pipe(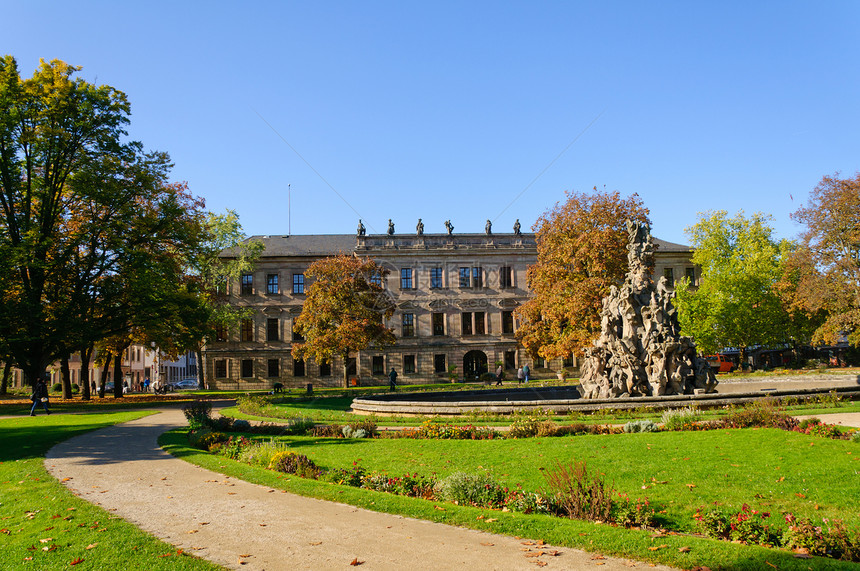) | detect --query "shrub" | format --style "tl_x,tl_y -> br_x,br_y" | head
435,471 -> 505,508
280,417 -> 317,435
721,399 -> 798,430
613,494 -> 656,528
508,416 -> 543,438
194,431 -> 229,451
851,431 -> 860,444
695,505 -> 778,546
661,407 -> 702,431
342,426 -> 367,438
797,418 -> 843,439
543,460 -> 613,523
503,489 -> 561,515
208,416 -> 234,431
347,419 -> 378,438
237,439 -> 290,467
479,372 -> 496,384
51,382 -> 62,393
71,383 -> 79,393
361,472 -> 436,498
217,435 -> 251,460
782,514 -> 860,561
231,419 -> 252,432
398,421 -> 497,440
311,424 -> 344,437
267,451 -> 321,479
329,464 -> 366,487
182,400 -> 213,430
623,420 -> 659,433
